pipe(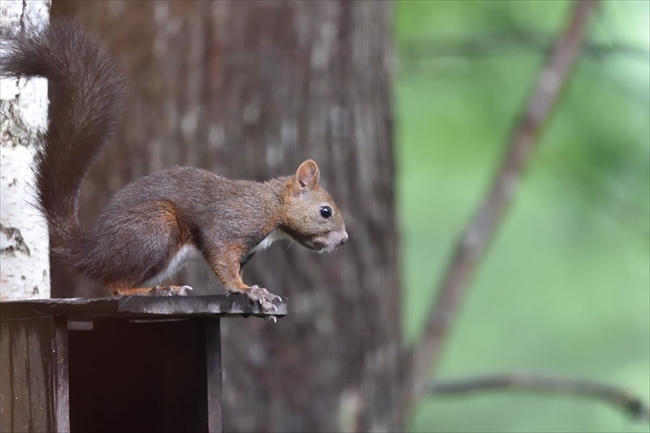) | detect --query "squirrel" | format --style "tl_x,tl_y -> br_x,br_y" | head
0,21 -> 348,313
